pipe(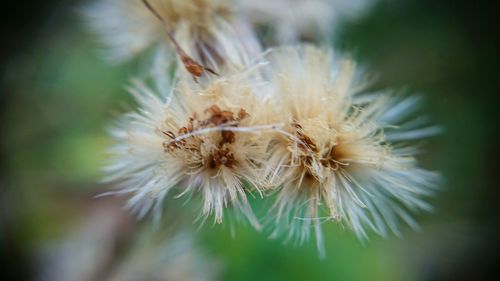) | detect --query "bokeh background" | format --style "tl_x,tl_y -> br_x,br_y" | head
1,0 -> 499,280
